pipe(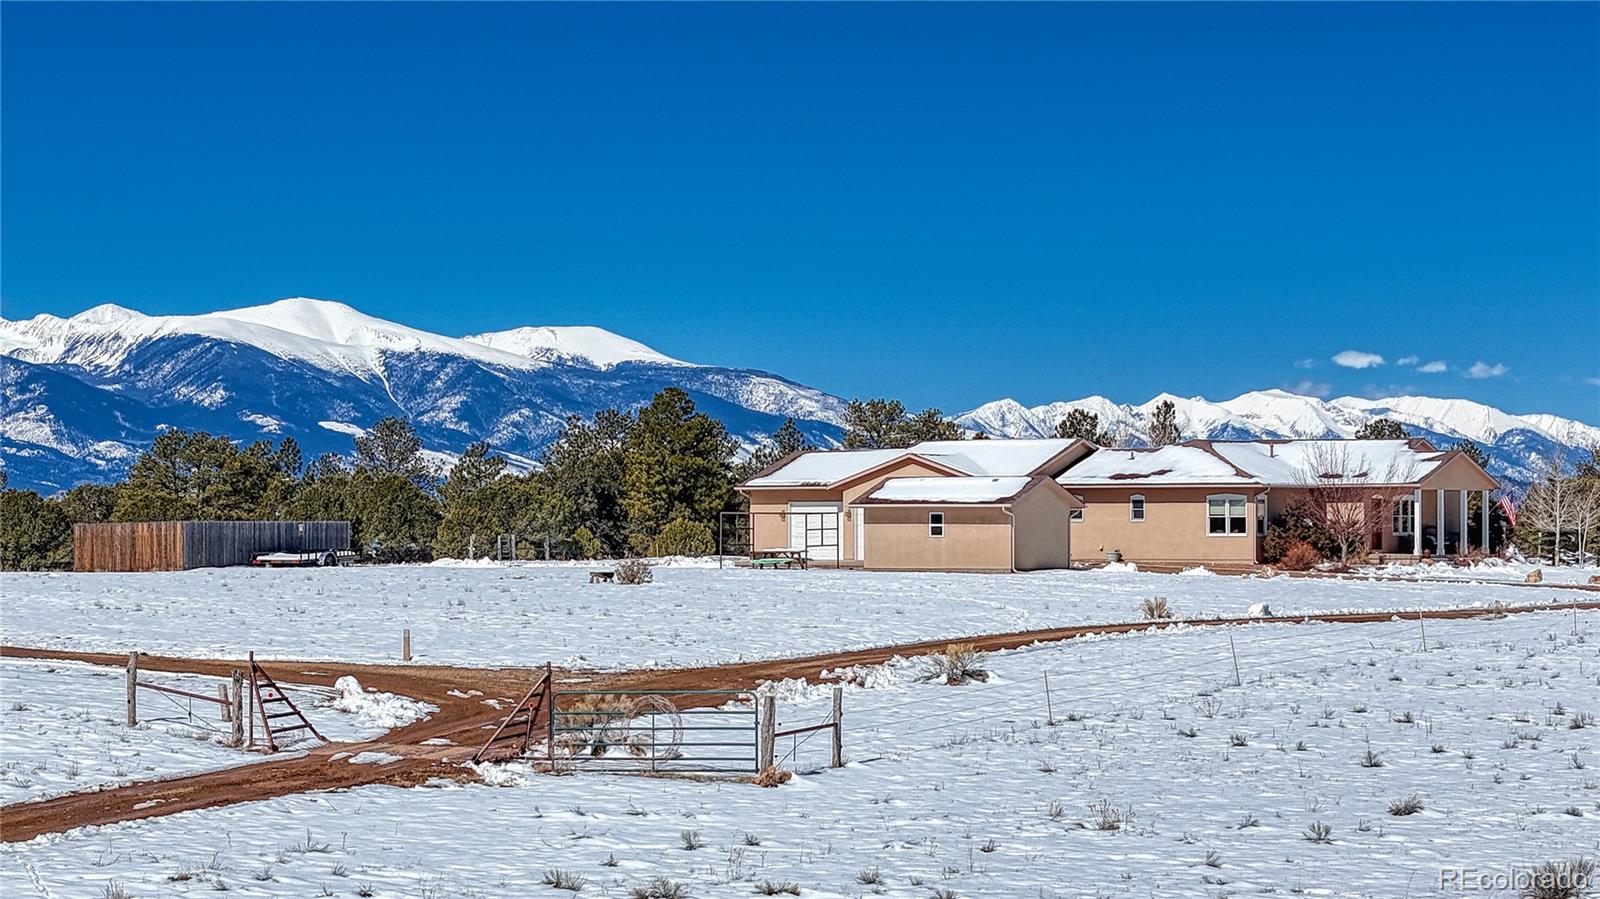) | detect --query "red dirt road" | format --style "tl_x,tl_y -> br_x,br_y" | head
4,599 -> 1595,843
